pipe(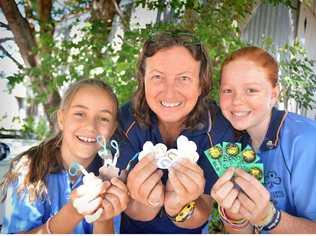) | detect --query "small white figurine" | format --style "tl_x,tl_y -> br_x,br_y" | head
138,135 -> 199,169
